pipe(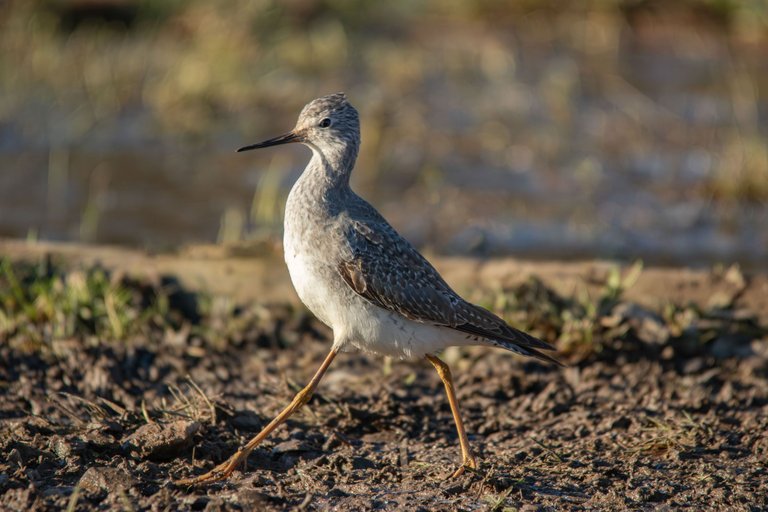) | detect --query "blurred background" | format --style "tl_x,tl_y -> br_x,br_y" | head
0,0 -> 766,268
